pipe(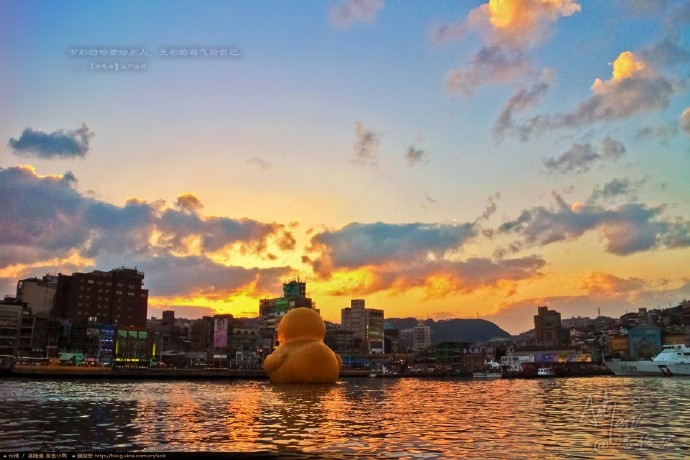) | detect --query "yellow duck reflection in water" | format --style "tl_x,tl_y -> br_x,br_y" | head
263,307 -> 342,384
